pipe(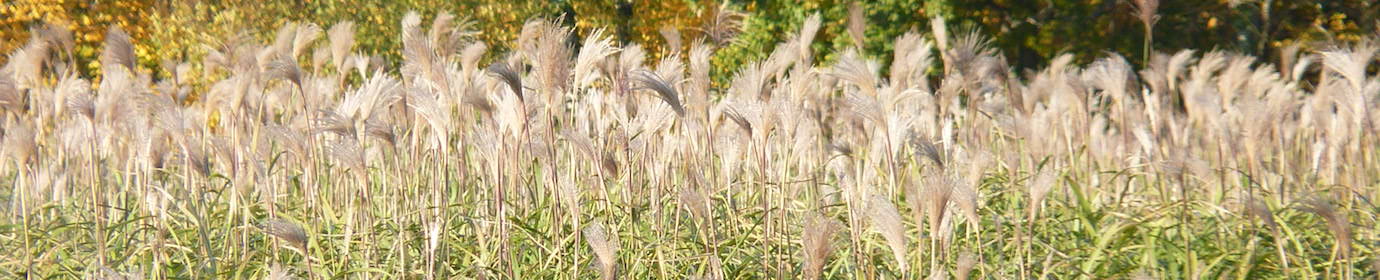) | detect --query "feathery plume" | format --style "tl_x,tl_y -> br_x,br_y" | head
0,71 -> 20,113
328,138 -> 367,182
700,1 -> 746,46
259,218 -> 308,251
86,266 -> 141,280
8,38 -> 51,84
678,188 -> 710,225
328,21 -> 356,74
291,23 -> 322,59
924,171 -> 955,239
659,26 -> 683,53
801,214 -> 841,280
1244,195 -> 1278,232
3,120 -> 37,166
487,61 -> 524,101
524,19 -> 573,94
266,263 -> 295,280
797,13 -> 823,63
1132,0 -> 1161,29
910,137 -> 944,168
428,12 -> 471,55
847,2 -> 866,49
1028,169 -> 1057,221
951,176 -> 980,229
100,26 -> 136,72
869,195 -> 909,272
1300,198 -> 1352,259
34,22 -> 75,55
955,252 -> 978,280
573,29 -> 616,89
830,49 -> 879,97
931,16 -> 950,53
688,40 -> 713,108
635,70 -> 685,117
583,223 -> 620,280
267,56 -> 304,89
